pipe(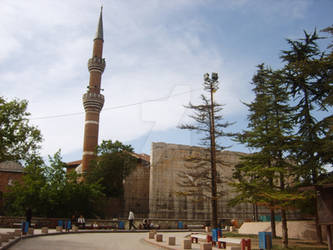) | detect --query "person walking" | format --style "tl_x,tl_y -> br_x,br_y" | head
77,215 -> 85,229
128,211 -> 136,230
